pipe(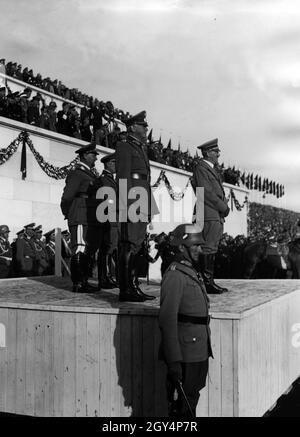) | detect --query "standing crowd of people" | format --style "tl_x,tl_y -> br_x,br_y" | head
0,224 -> 71,279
